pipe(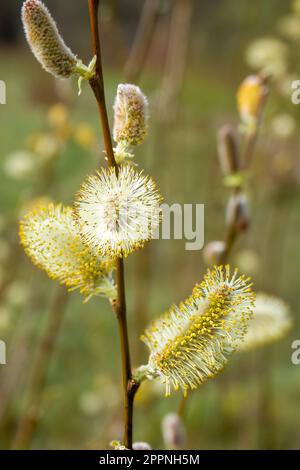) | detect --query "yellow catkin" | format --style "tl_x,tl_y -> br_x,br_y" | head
140,266 -> 255,396
20,203 -> 116,302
